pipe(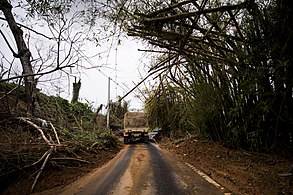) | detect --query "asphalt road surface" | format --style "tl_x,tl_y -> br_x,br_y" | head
58,143 -> 229,195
